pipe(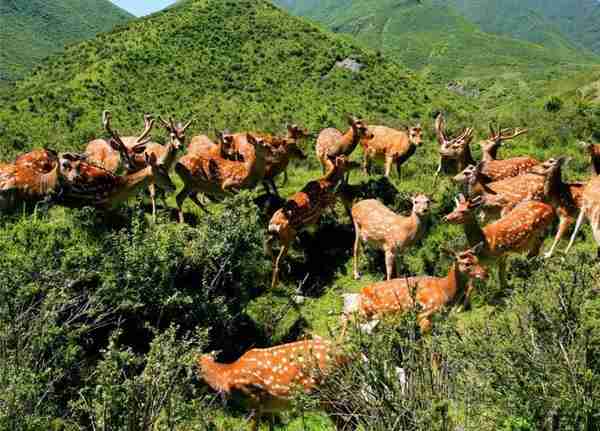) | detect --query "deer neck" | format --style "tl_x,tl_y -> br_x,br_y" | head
481,143 -> 499,162
338,126 -> 361,155
461,144 -> 476,168
462,212 -> 487,248
159,142 -> 179,170
442,263 -> 461,304
109,166 -> 153,204
247,146 -> 267,178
